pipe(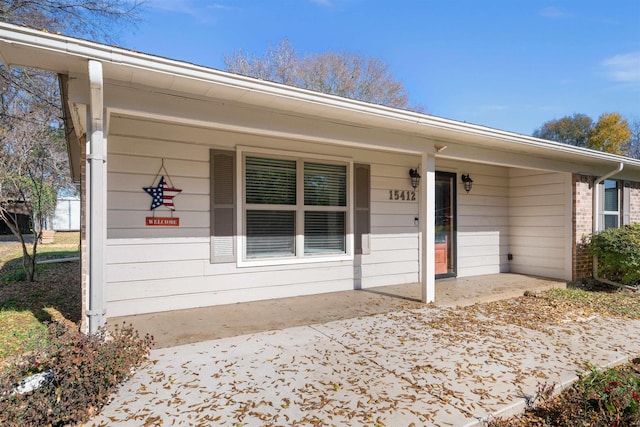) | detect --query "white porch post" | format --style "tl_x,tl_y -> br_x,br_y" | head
420,153 -> 436,303
86,60 -> 107,333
